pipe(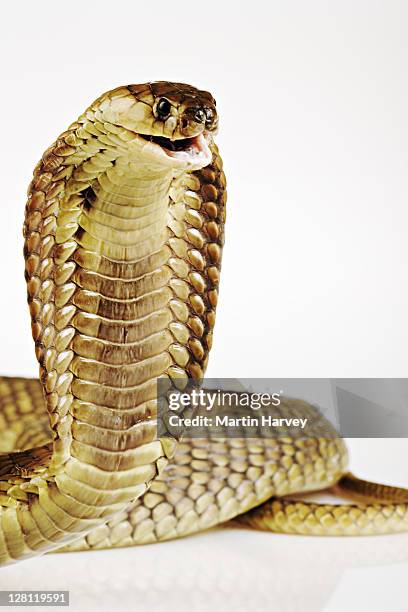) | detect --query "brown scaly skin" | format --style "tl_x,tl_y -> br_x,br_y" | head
0,83 -> 407,566
0,82 -> 224,564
